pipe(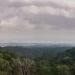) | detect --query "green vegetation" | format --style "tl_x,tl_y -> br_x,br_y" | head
0,46 -> 75,75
